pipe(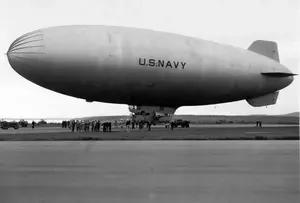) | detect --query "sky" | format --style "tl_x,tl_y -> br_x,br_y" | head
0,0 -> 299,119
